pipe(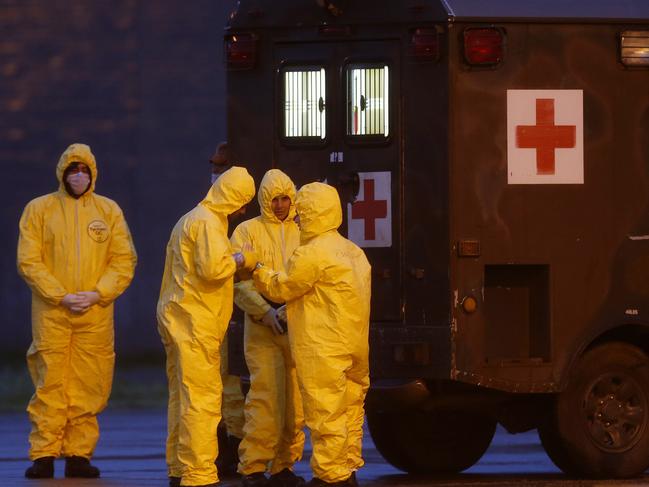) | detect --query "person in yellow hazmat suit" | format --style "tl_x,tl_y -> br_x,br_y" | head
208,142 -> 246,477
17,143 -> 137,479
157,166 -> 258,487
230,169 -> 306,487
253,182 -> 371,487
